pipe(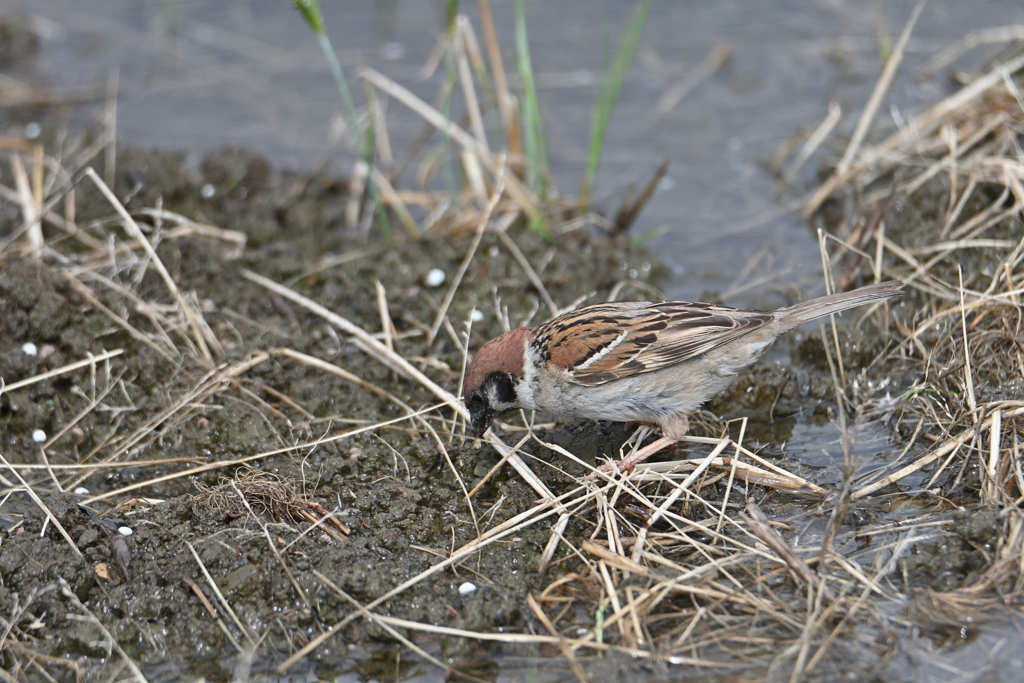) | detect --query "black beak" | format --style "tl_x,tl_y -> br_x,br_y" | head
470,404 -> 495,437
